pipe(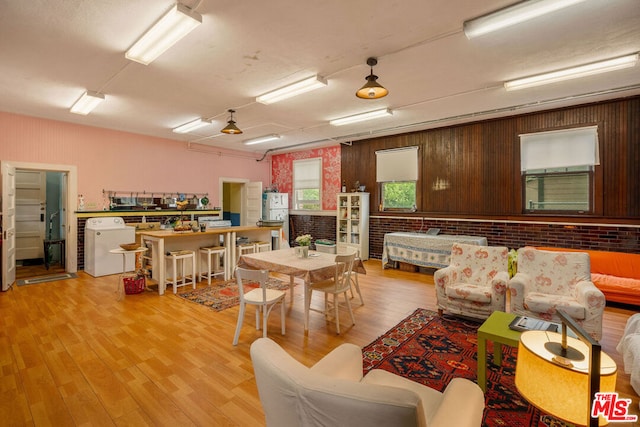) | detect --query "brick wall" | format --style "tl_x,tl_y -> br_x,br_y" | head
82,214 -> 637,269
369,216 -> 640,260
289,214 -> 336,248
